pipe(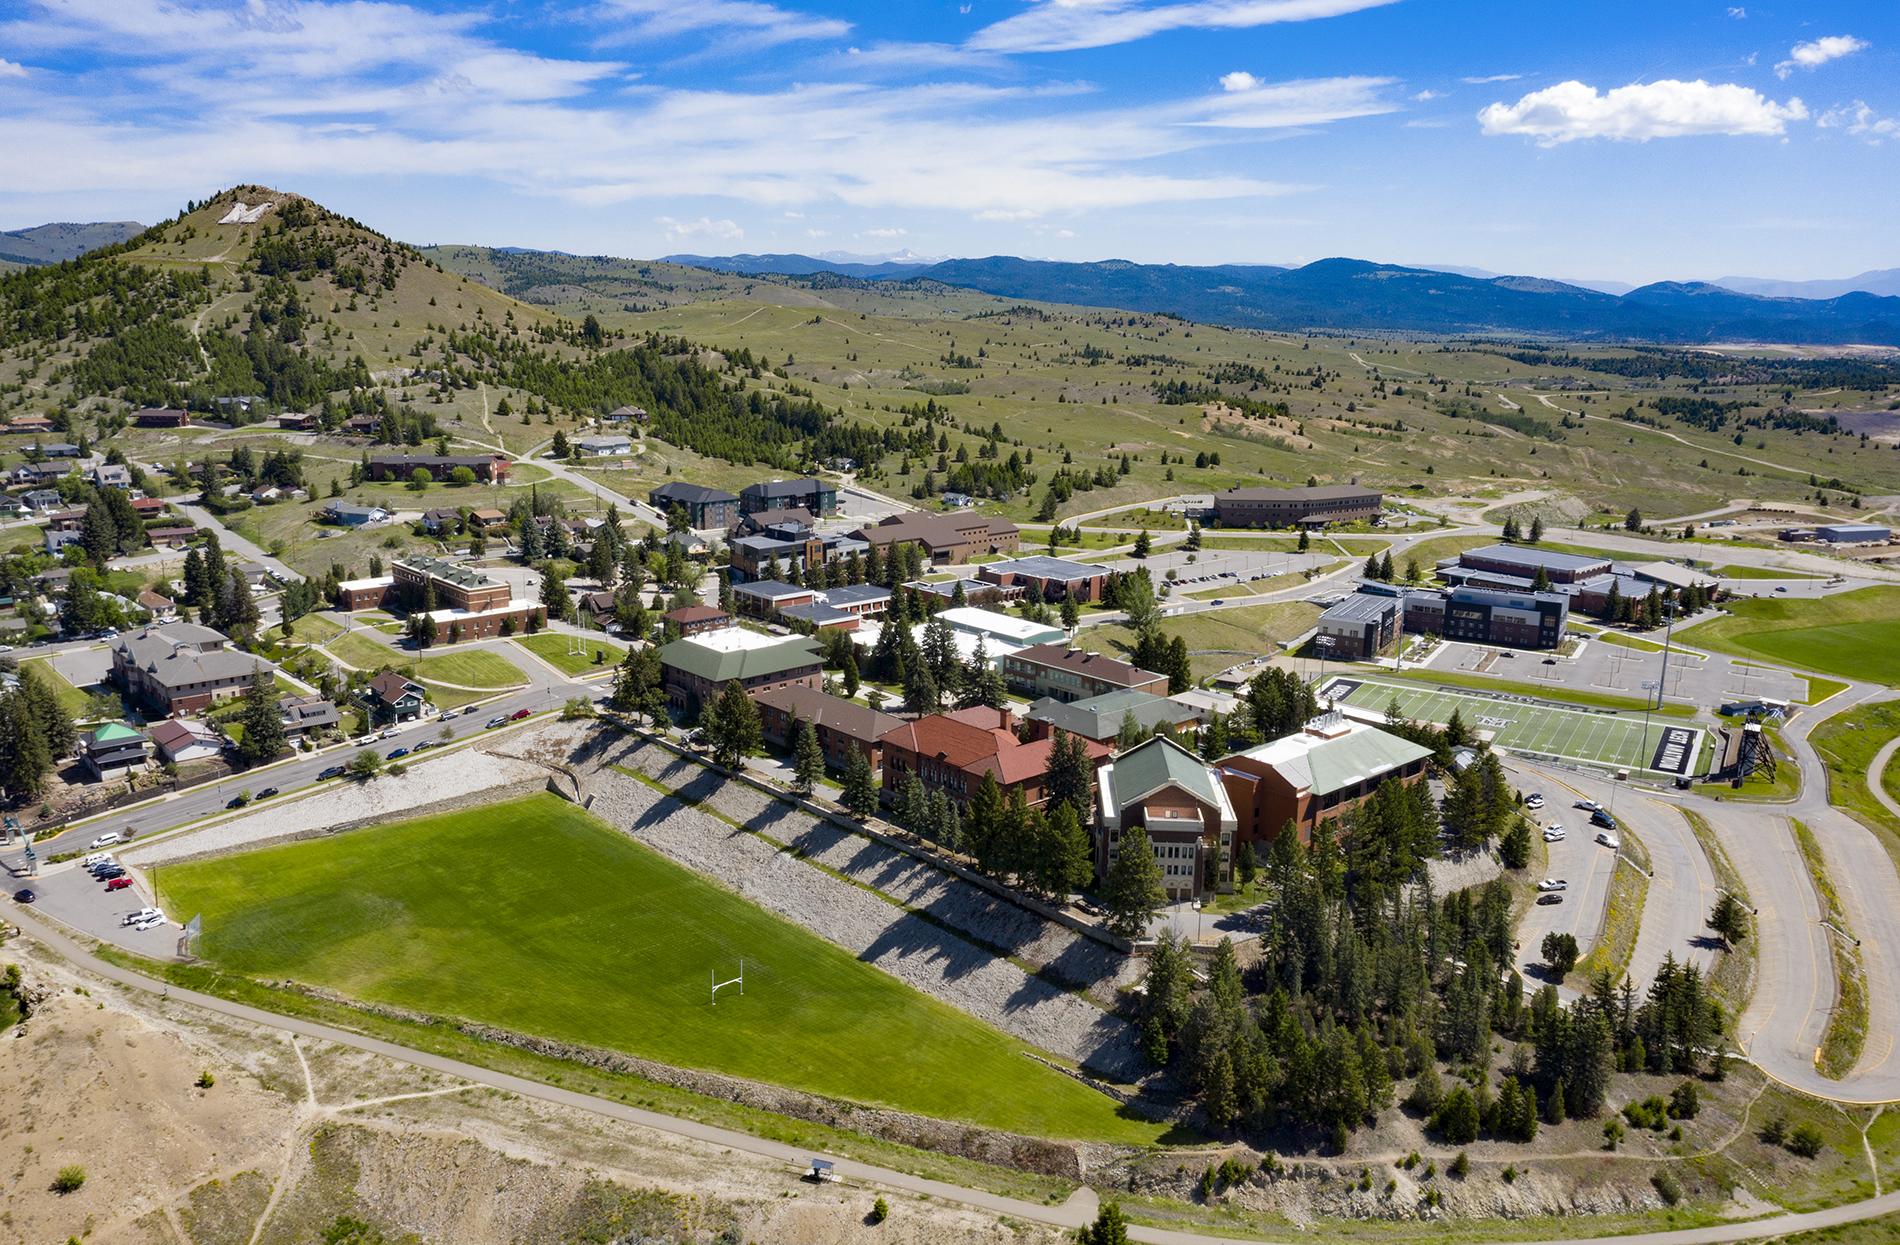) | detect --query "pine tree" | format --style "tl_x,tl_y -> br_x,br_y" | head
841,746 -> 878,818
1707,892 -> 1747,946
790,717 -> 824,793
1042,800 -> 1095,896
1104,827 -> 1165,937
705,679 -> 760,769
234,670 -> 288,765
1116,710 -> 1147,751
